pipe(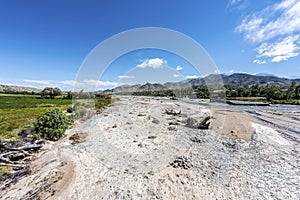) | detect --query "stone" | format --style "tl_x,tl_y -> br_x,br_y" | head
165,108 -> 181,116
152,118 -> 160,124
169,156 -> 193,169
